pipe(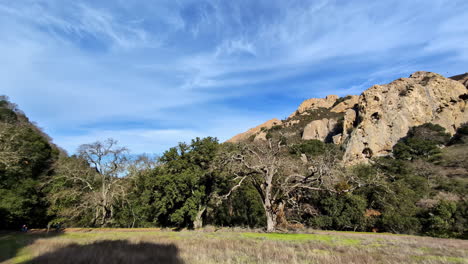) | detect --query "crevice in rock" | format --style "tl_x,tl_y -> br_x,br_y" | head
325,120 -> 343,143
362,148 -> 373,158
399,84 -> 415,96
353,106 -> 362,127
420,76 -> 432,86
371,112 -> 381,122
